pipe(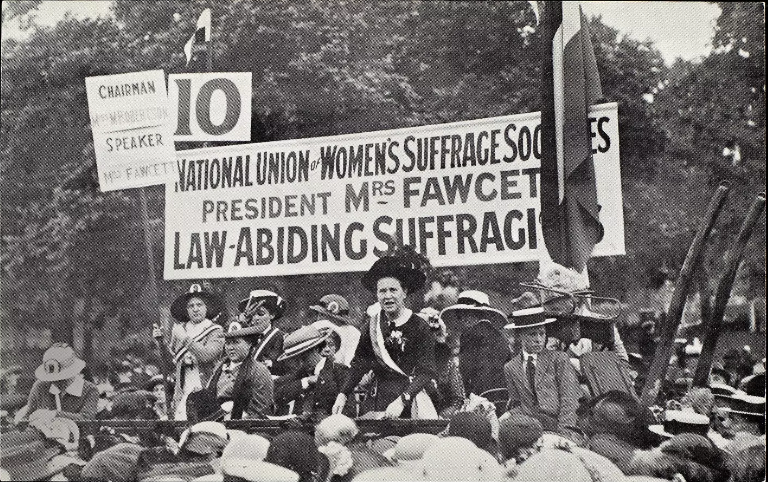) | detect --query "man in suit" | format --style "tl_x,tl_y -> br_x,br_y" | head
275,325 -> 349,421
237,290 -> 287,375
503,300 -> 581,438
